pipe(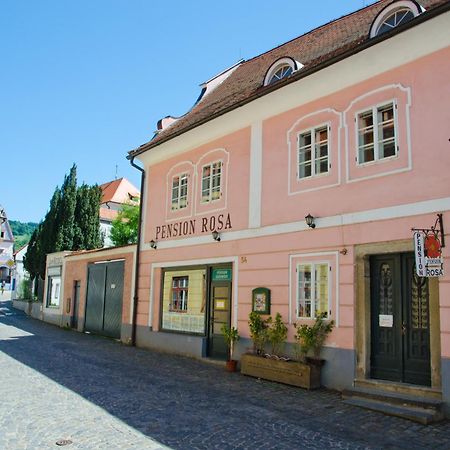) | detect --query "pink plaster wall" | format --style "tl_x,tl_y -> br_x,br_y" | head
262,47 -> 450,227
144,128 -> 250,244
136,47 -> 450,355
